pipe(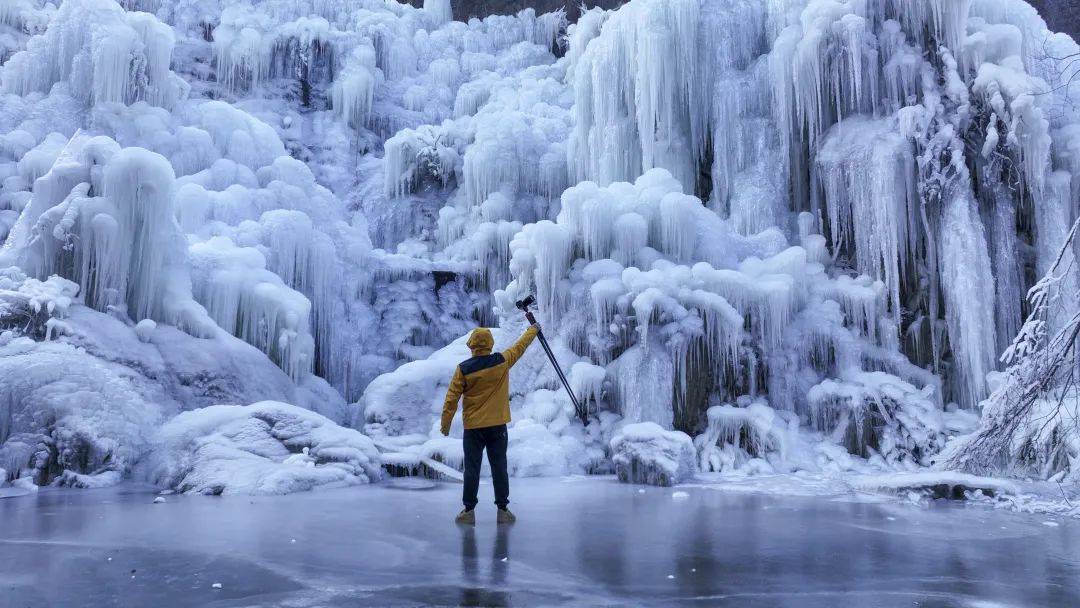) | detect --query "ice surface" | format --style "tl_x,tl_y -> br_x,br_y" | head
1,479 -> 1079,607
3,0 -> 1080,488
